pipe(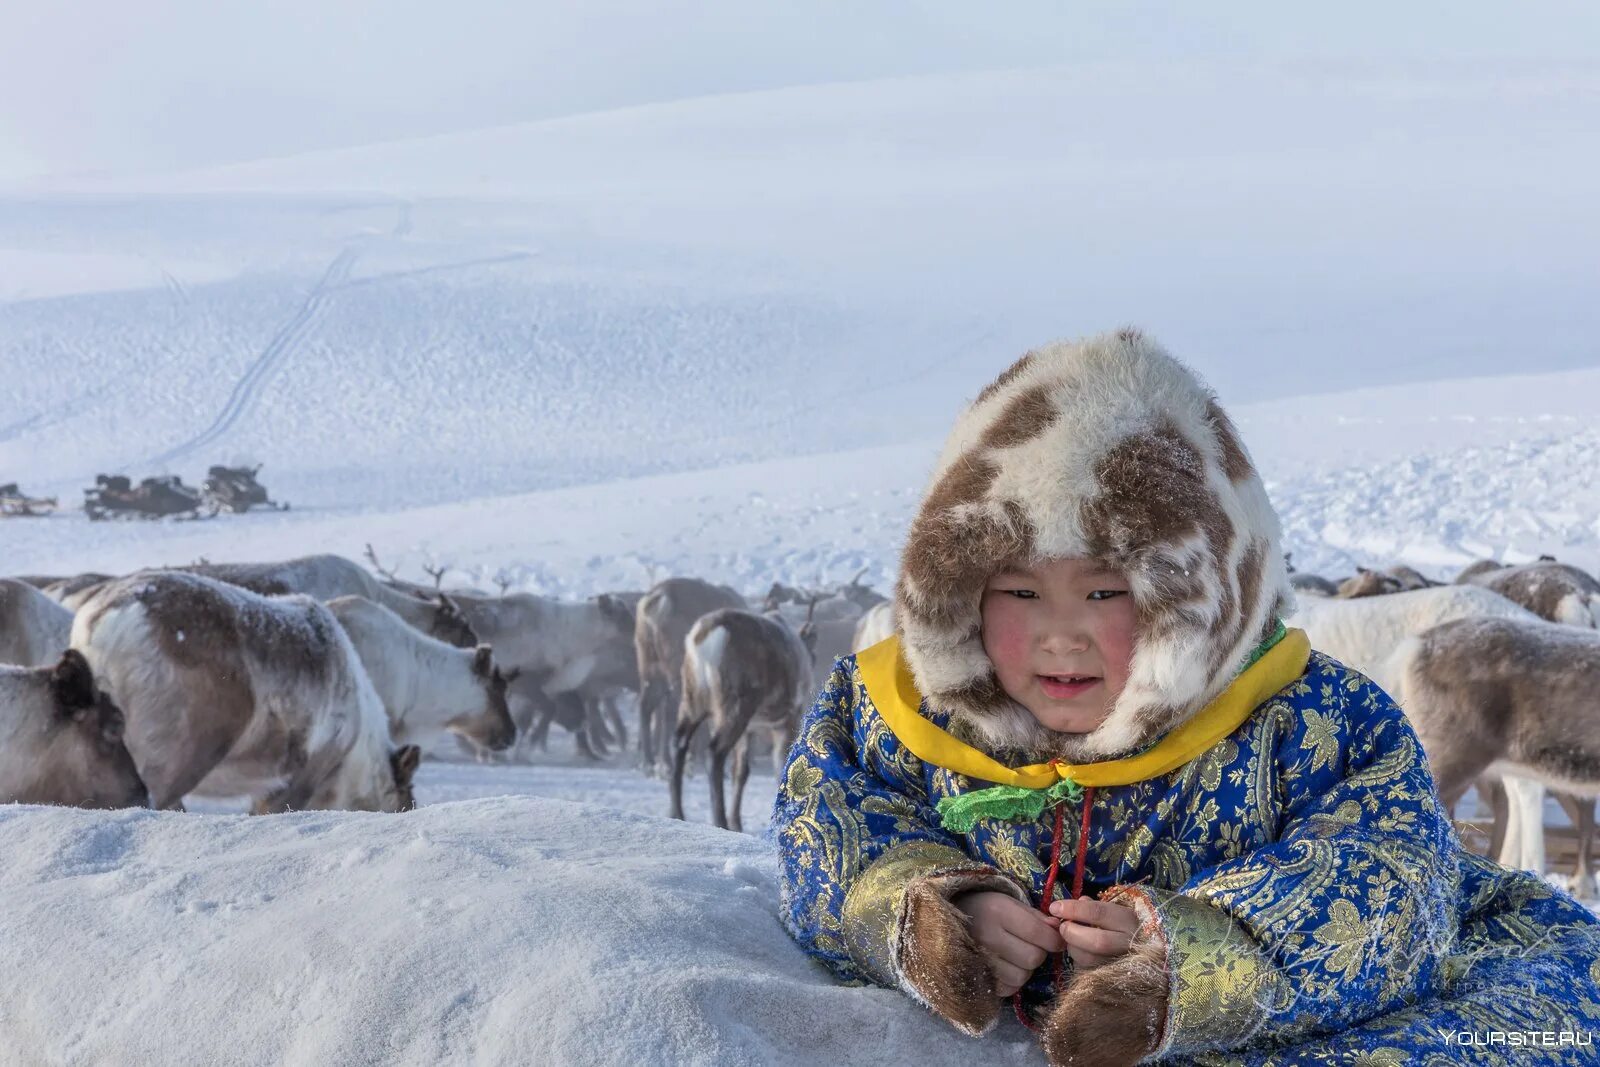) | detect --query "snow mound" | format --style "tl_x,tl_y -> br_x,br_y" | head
0,797 -> 1043,1066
